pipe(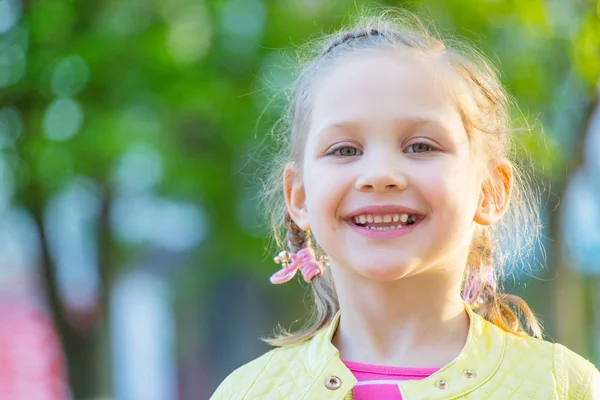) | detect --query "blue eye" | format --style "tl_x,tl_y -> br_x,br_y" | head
332,146 -> 363,157
406,143 -> 434,153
